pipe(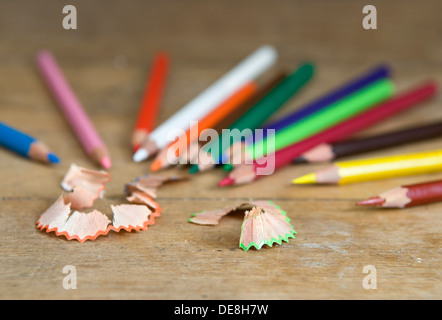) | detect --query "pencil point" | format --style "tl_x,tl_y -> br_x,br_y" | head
150,159 -> 163,172
356,197 -> 385,207
133,148 -> 148,163
189,165 -> 199,174
292,157 -> 307,164
292,173 -> 316,184
223,164 -> 234,171
100,156 -> 112,169
133,144 -> 141,153
47,153 -> 60,164
218,177 -> 235,187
